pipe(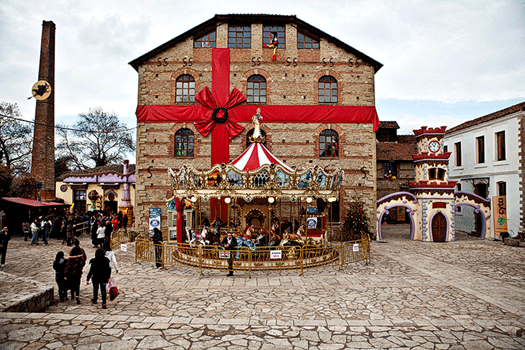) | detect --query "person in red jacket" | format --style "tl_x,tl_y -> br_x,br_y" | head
64,246 -> 86,304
